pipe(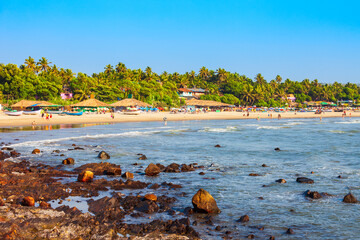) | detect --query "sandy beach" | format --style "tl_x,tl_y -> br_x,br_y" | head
0,111 -> 358,128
